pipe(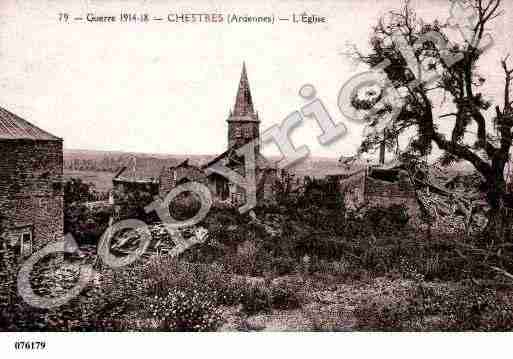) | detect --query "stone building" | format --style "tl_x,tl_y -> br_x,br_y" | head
0,107 -> 63,259
327,162 -> 418,215
159,159 -> 207,198
202,63 -> 281,206
113,157 -> 179,215
112,157 -> 207,216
